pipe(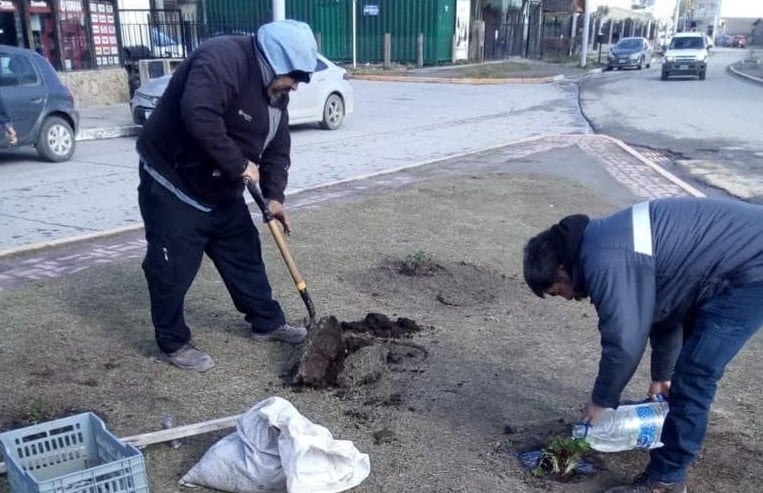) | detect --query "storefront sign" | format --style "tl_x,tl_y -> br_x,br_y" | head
29,0 -> 51,13
90,1 -> 118,66
0,0 -> 17,12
